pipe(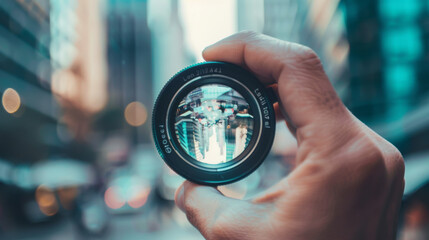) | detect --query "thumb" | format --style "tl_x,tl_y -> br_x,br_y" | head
175,181 -> 262,240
